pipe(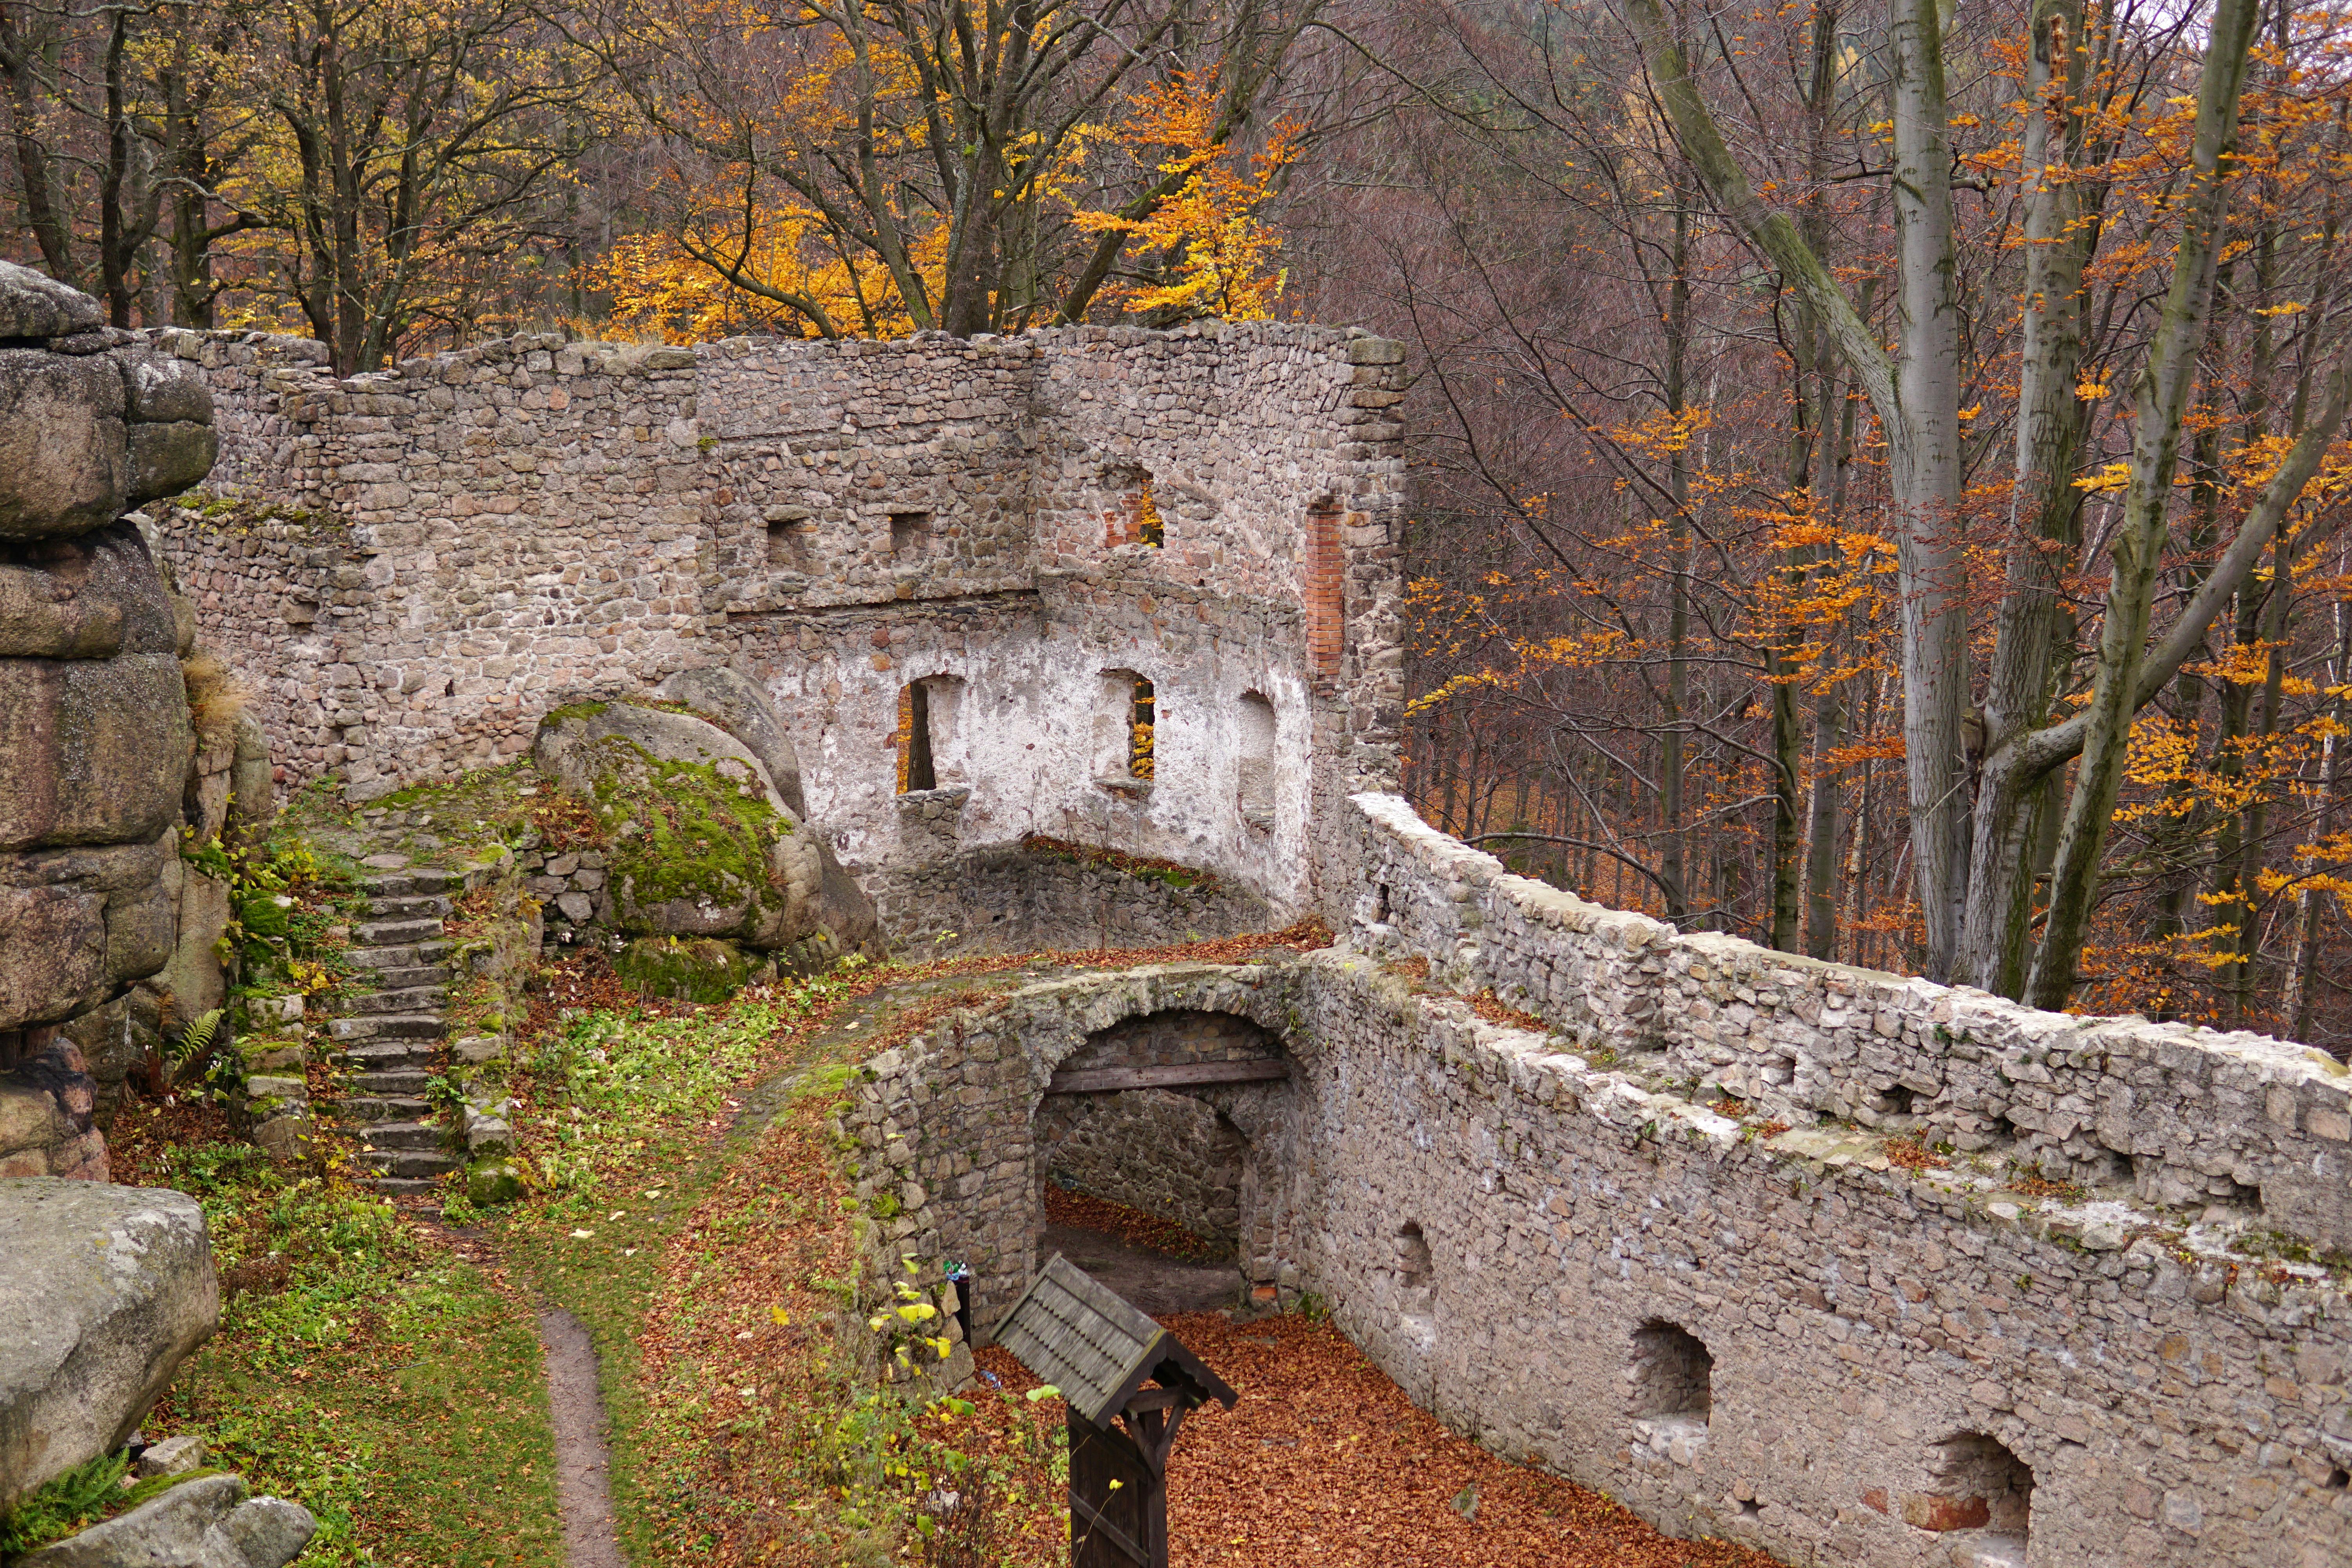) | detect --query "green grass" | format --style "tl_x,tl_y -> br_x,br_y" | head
148,1142 -> 563,1568
493,990 -> 851,1561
